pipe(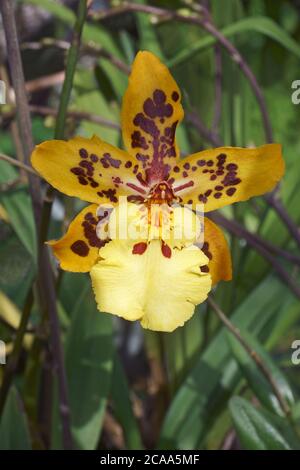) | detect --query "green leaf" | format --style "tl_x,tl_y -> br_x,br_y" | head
167,16 -> 300,68
111,353 -> 143,450
227,329 -> 294,416
73,68 -> 120,146
52,278 -> 114,449
0,225 -> 34,307
159,276 -> 300,449
229,397 -> 291,450
0,387 -> 31,450
65,282 -> 114,449
0,161 -> 37,261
